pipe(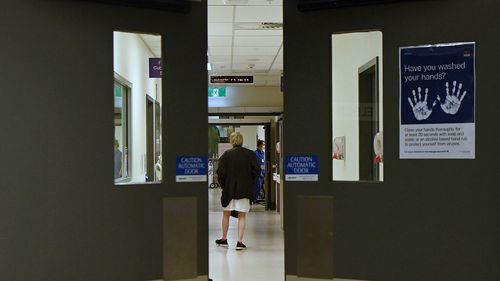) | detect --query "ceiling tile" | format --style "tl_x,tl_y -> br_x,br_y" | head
270,61 -> 283,69
208,6 -> 234,23
248,0 -> 282,5
233,46 -> 280,55
141,37 -> 161,48
234,29 -> 283,36
233,55 -> 276,63
209,55 -> 232,63
208,36 -> 233,47
273,56 -> 283,64
207,0 -> 225,4
208,0 -> 283,87
265,75 -> 281,82
139,34 -> 162,57
273,48 -> 283,63
208,23 -> 233,36
268,69 -> 282,75
208,0 -> 282,6
232,63 -> 271,71
234,36 -> 282,47
209,47 -> 232,55
234,6 -> 282,22
211,62 -> 231,71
